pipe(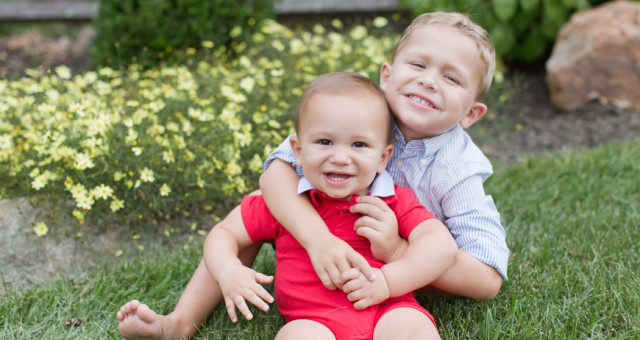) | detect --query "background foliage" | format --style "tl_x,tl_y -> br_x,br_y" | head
90,0 -> 276,69
398,0 -> 624,63
0,18 -> 399,230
